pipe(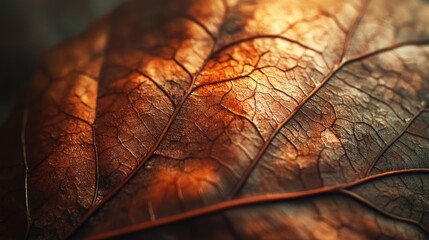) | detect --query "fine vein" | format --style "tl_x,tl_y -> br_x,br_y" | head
365,103 -> 429,176
339,189 -> 429,234
21,108 -> 30,240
